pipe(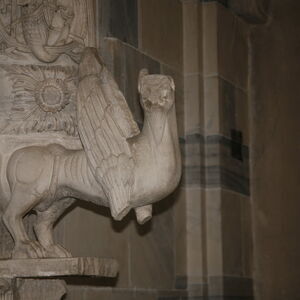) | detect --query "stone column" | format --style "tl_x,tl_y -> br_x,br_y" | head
228,0 -> 270,23
202,2 -> 253,298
